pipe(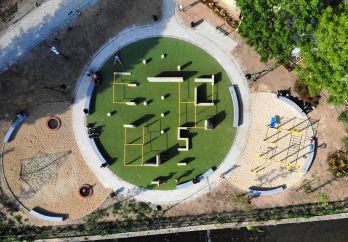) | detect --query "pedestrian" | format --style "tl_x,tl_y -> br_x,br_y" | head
114,54 -> 123,65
